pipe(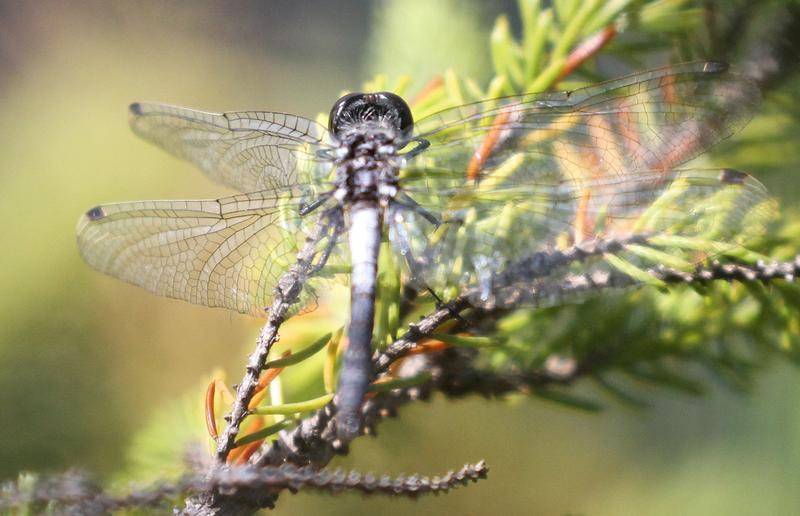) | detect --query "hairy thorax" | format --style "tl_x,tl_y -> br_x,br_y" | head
332,130 -> 402,206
